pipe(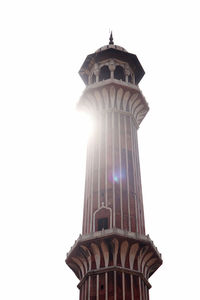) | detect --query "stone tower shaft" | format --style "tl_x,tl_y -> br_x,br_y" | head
80,82 -> 147,236
66,40 -> 162,300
